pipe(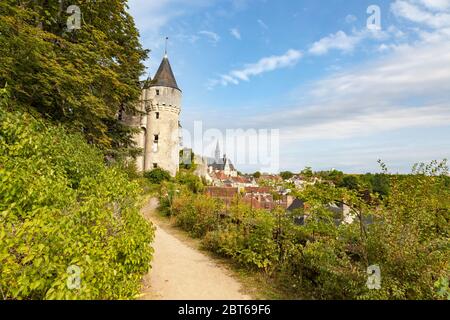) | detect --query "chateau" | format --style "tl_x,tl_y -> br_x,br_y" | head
127,53 -> 182,176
